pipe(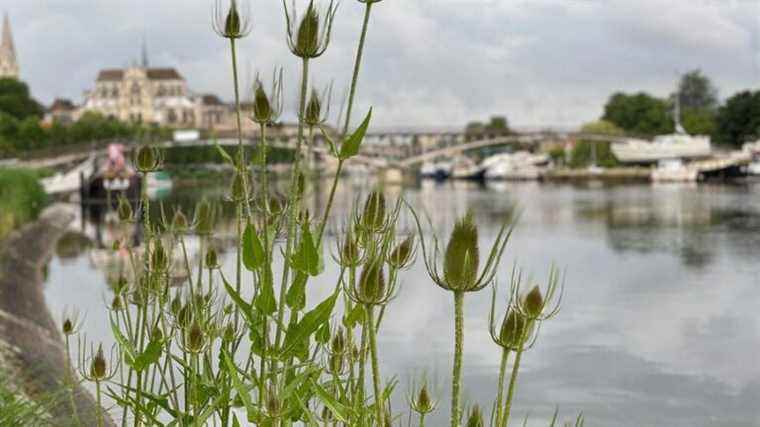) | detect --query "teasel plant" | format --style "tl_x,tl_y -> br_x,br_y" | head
408,378 -> 438,427
61,307 -> 84,425
77,340 -> 120,427
409,208 -> 516,427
